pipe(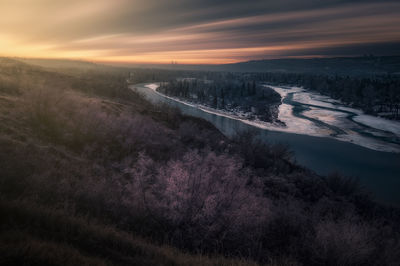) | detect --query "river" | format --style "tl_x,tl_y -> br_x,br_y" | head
130,83 -> 400,205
